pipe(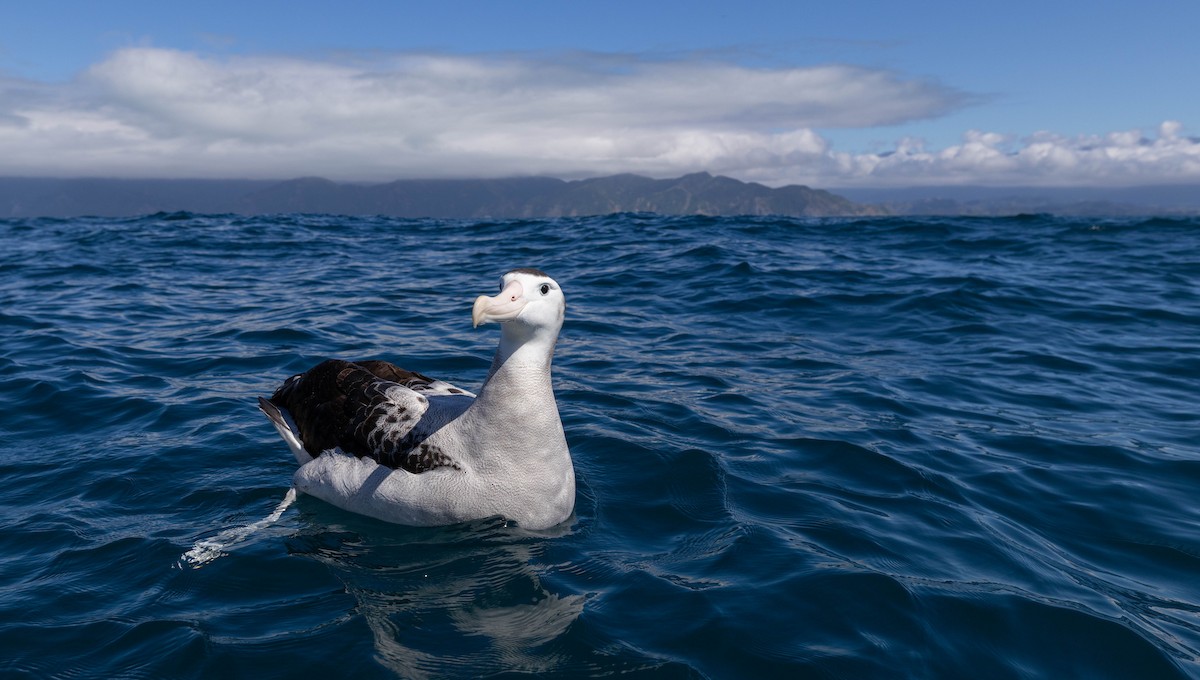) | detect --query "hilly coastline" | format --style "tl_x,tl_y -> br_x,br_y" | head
5,174 -> 1195,218
0,173 -> 876,219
